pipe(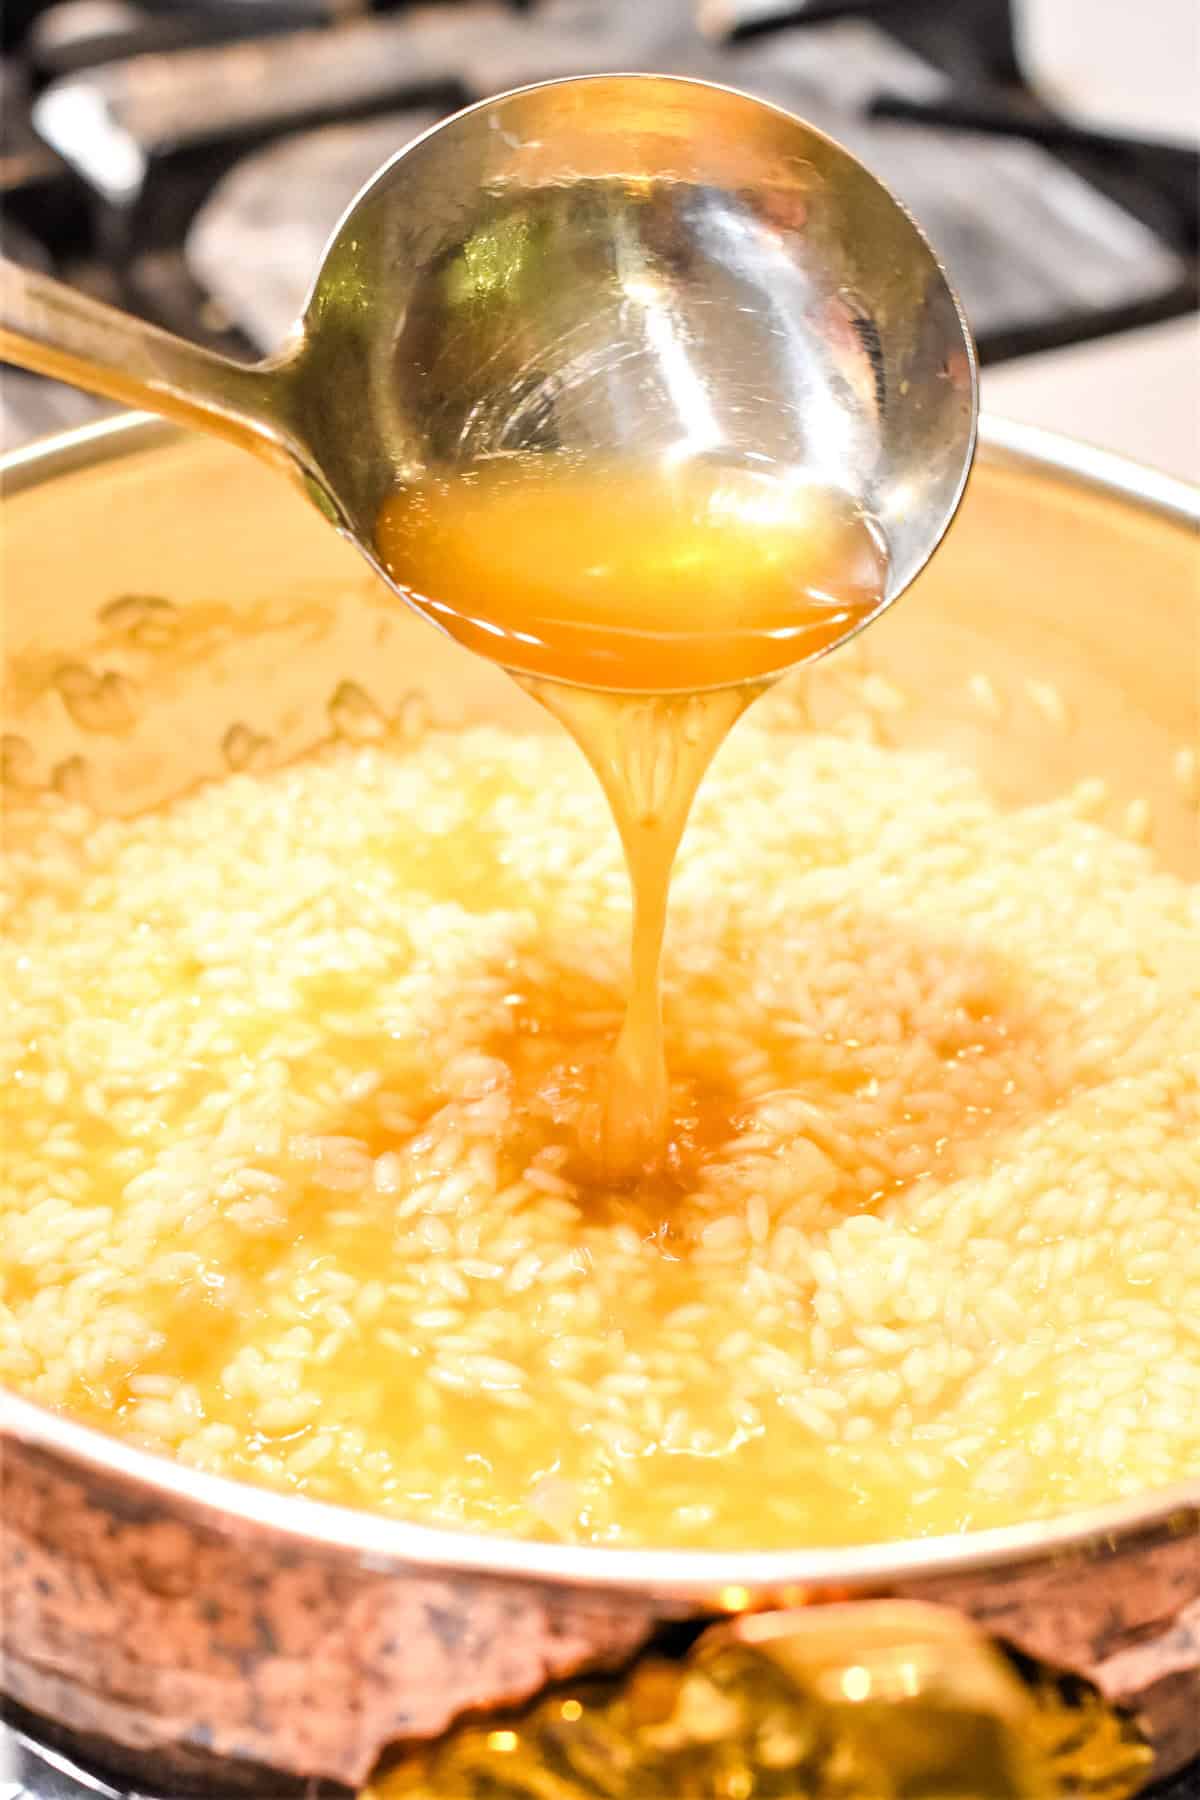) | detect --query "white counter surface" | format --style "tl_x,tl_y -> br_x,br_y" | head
985,317 -> 1199,484
991,2 -> 1198,483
